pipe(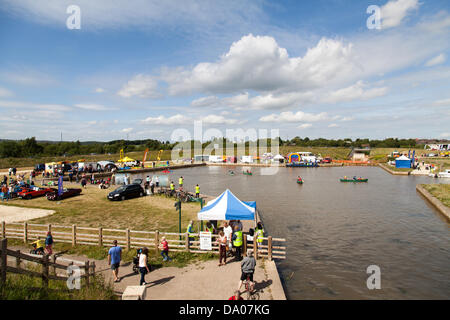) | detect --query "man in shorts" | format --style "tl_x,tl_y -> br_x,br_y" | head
108,240 -> 122,282
238,249 -> 256,293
